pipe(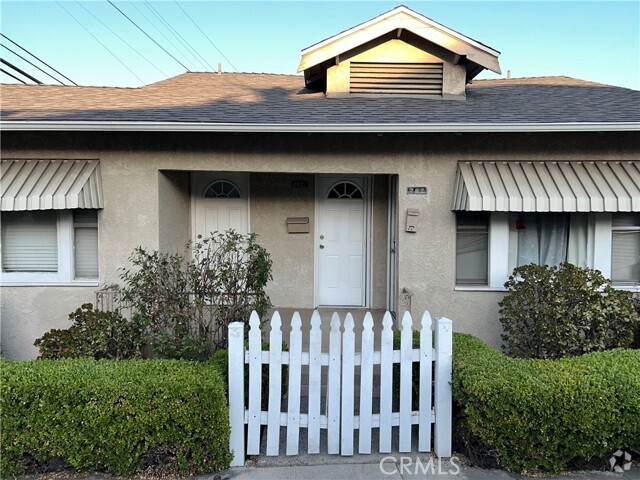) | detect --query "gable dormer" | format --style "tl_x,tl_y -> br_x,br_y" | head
298,5 -> 501,99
